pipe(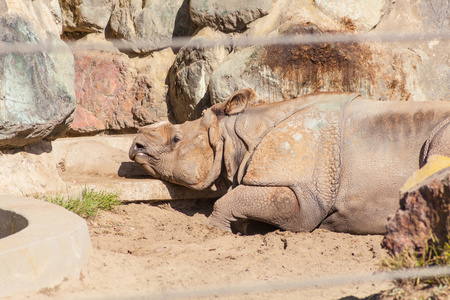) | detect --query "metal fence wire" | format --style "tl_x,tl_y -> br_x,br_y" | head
71,266 -> 450,299
0,31 -> 449,54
